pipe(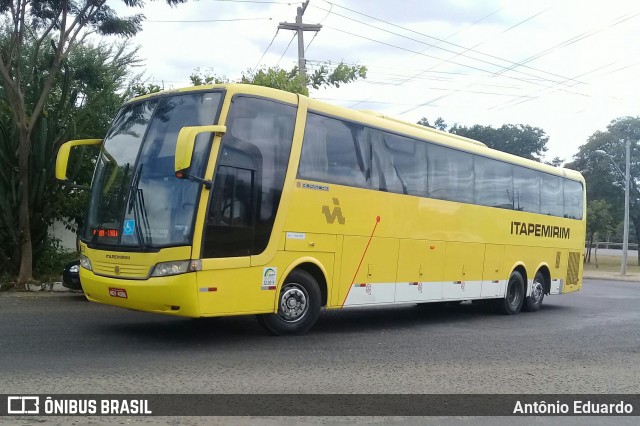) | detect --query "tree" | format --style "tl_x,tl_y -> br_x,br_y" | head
545,157 -> 564,167
417,117 -> 447,131
0,0 -> 186,283
416,118 -> 549,161
585,200 -> 615,266
0,38 -> 142,278
189,62 -> 367,95
450,123 -> 548,161
567,117 -> 640,264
